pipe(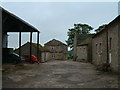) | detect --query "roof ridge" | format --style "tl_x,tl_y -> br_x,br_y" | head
44,39 -> 67,46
